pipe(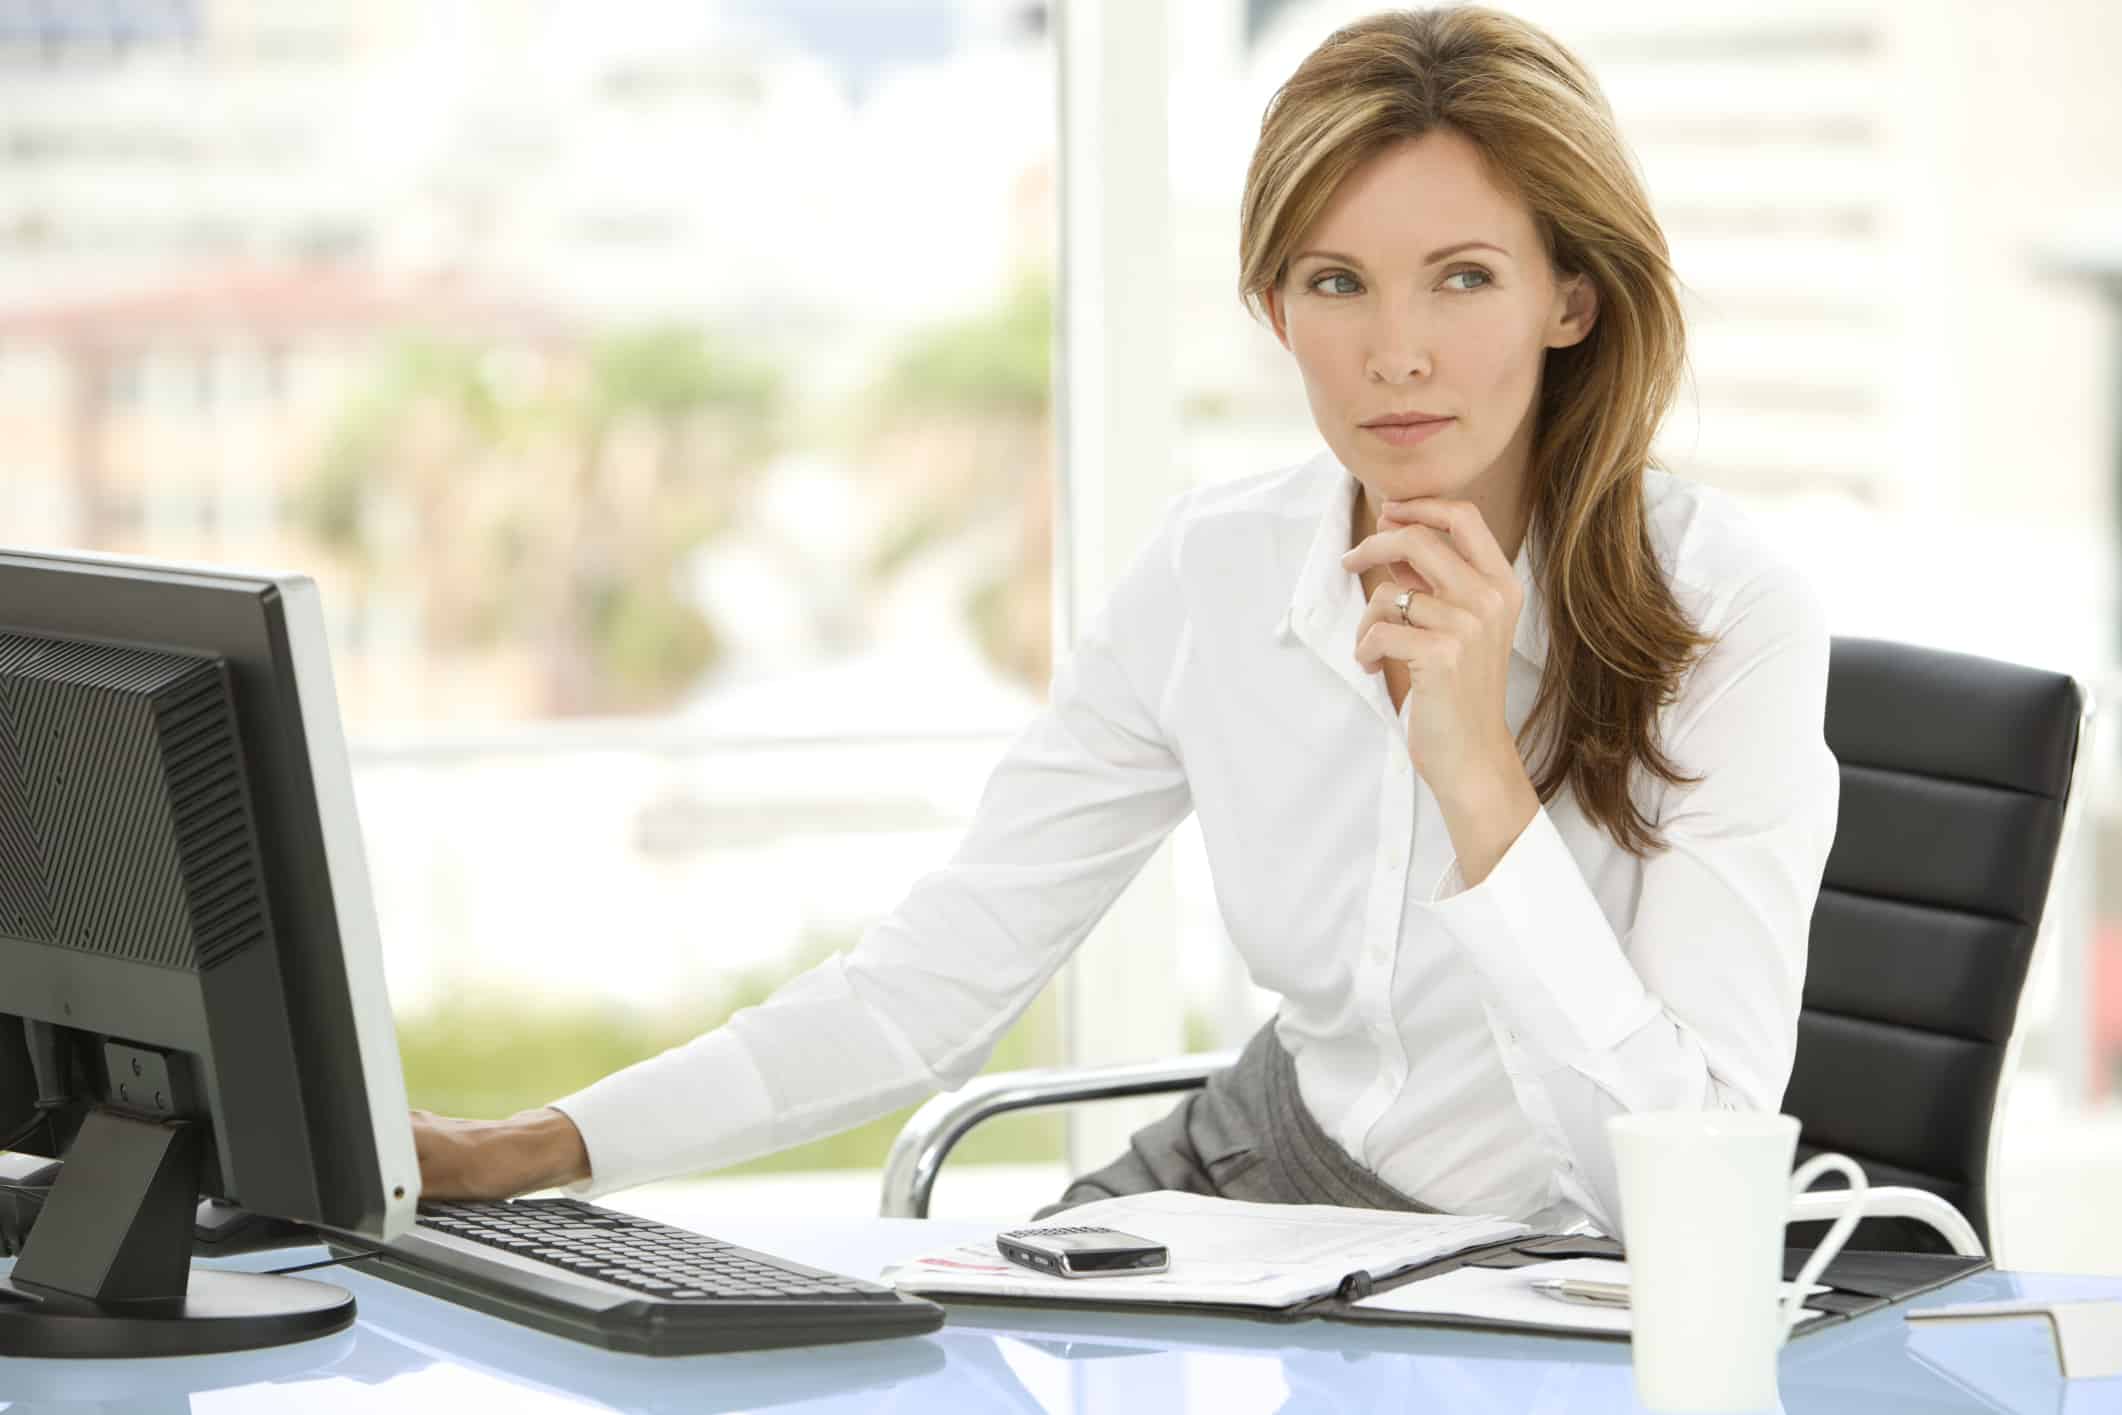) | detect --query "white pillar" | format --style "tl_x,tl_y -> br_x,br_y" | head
1053,0 -> 1188,1176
